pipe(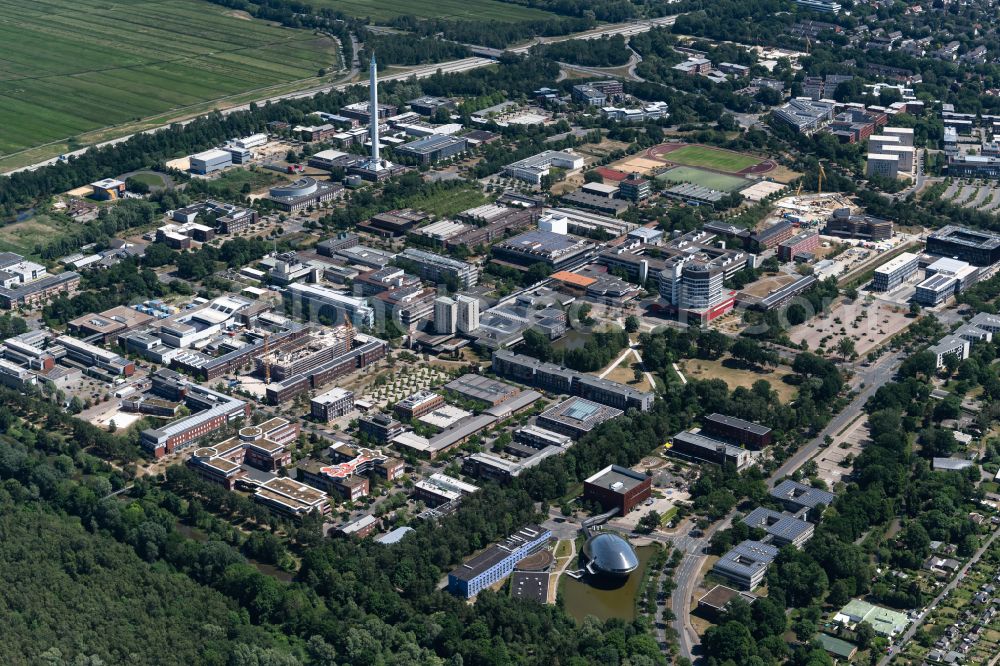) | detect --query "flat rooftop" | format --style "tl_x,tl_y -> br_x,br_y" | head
584,464 -> 647,493
444,374 -> 520,403
540,397 -> 623,432
770,479 -> 835,509
449,524 -> 548,583
705,413 -> 772,436
510,571 -> 549,603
